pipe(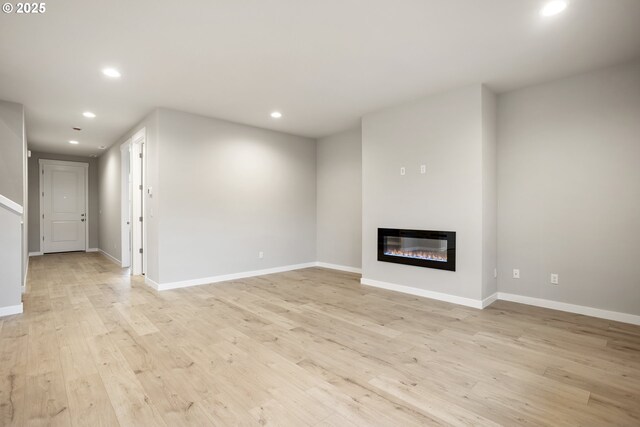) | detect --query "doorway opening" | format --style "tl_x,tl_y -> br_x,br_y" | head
120,128 -> 146,275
